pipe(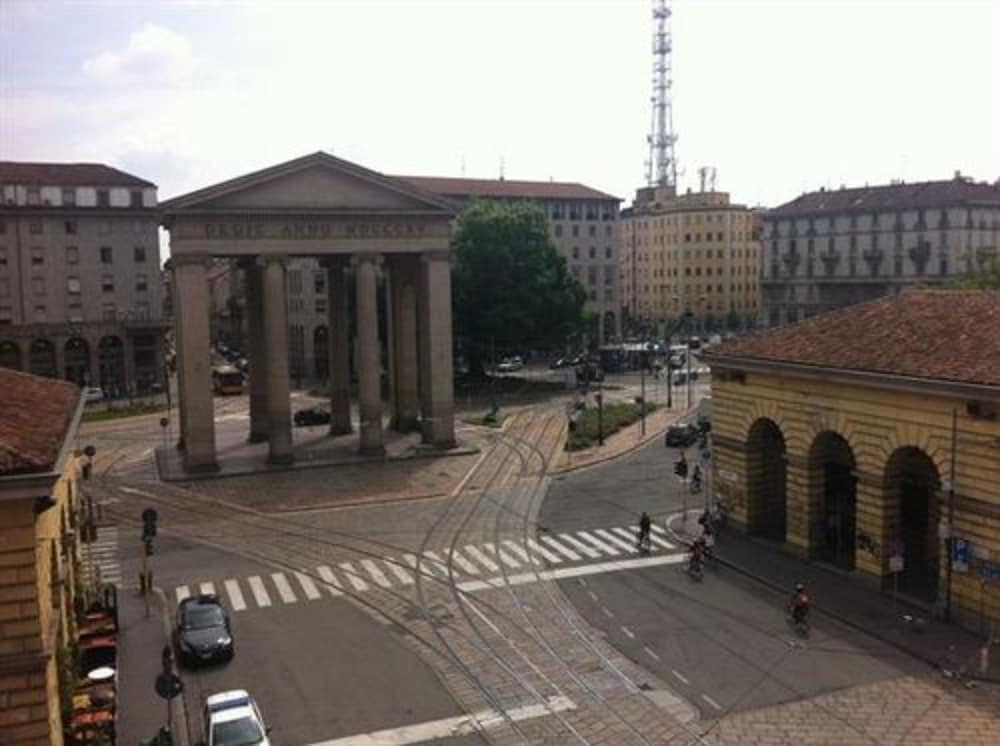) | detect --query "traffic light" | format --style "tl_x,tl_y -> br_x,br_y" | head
674,458 -> 688,479
141,507 -> 158,540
